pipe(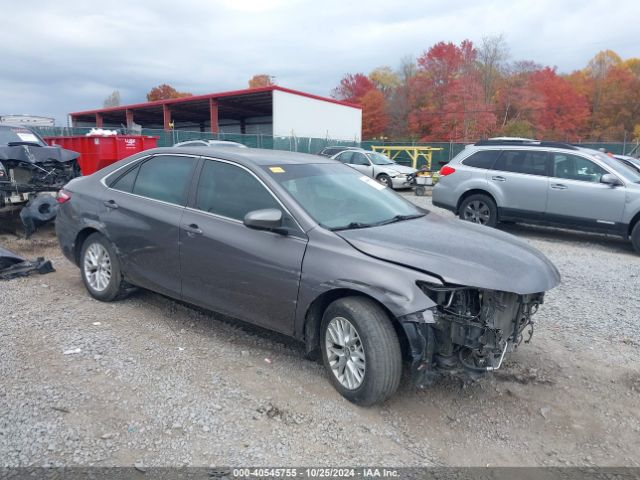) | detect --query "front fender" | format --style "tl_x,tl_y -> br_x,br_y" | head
294,228 -> 439,340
